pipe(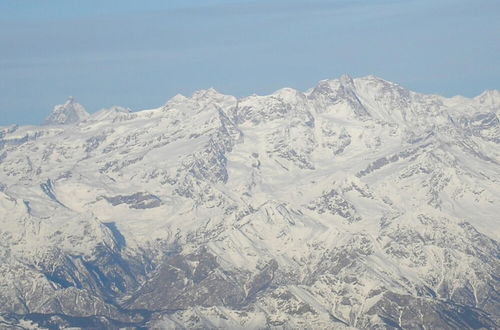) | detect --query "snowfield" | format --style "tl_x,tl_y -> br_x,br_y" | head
0,75 -> 499,329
